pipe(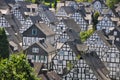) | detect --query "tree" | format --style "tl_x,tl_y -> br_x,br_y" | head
54,0 -> 57,9
80,29 -> 94,42
0,53 -> 38,80
25,0 -> 36,3
92,11 -> 100,30
0,28 -> 9,59
106,0 -> 120,9
106,0 -> 114,9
